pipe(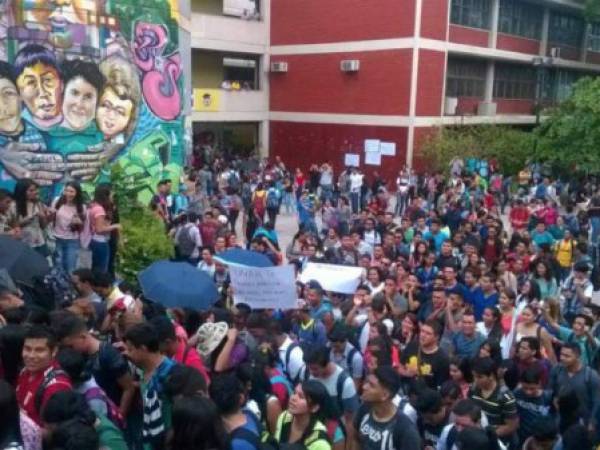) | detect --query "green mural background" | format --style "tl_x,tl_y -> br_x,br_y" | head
0,0 -> 186,202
